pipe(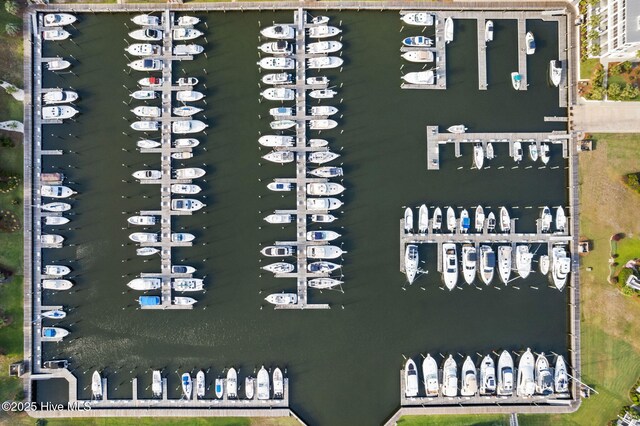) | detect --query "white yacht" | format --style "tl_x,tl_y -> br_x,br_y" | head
497,350 -> 514,396
226,368 -> 238,399
257,57 -> 295,70
307,197 -> 342,211
273,368 -> 284,398
172,120 -> 207,134
152,370 -> 162,397
308,278 -> 343,289
173,106 -> 203,117
174,138 -> 199,148
500,207 -> 511,232
550,60 -> 562,87
309,119 -> 338,130
262,88 -> 295,101
256,366 -> 270,400
132,170 -> 161,180
129,232 -> 158,243
259,41 -> 293,55
92,371 -> 103,399
131,14 -> 160,26
176,16 -> 200,27
422,354 -> 439,397
173,44 -> 204,56
174,167 -> 205,179
262,72 -> 292,85
42,327 -> 69,340
41,234 -> 64,245
307,230 -> 341,242
131,90 -> 157,100
173,28 -> 203,41
404,358 -> 419,397
460,356 -> 478,396
418,204 -> 429,233
176,91 -> 204,102
172,153 -> 194,162
42,106 -> 78,120
171,233 -> 195,242
262,262 -> 295,274
307,76 -> 329,85
42,29 -> 71,41
266,182 -> 293,191
402,36 -> 433,47
126,43 -> 161,57
127,278 -> 161,291
307,41 -> 342,54
540,143 -> 550,164
42,279 -> 73,291
475,206 -> 485,232
497,245 -> 512,284
442,243 -> 458,290
306,245 -> 344,259
173,297 -> 197,306
402,70 -> 435,86
173,278 -> 204,292
47,59 -> 71,71
535,353 -> 554,395
551,245 -> 571,291
137,247 -> 159,256
442,355 -> 458,397
461,244 -> 477,285
309,166 -> 343,177
540,206 -> 553,232
43,265 -> 71,276
138,77 -> 163,87
517,348 -> 536,397
486,142 -> 495,160
44,13 -> 77,27
259,135 -> 294,147
263,151 -> 294,164
261,25 -> 295,40
432,207 -> 442,231
511,72 -> 522,90
270,120 -> 296,130
44,216 -> 70,226
401,50 -> 434,63
42,202 -> 71,212
486,212 -> 496,231
131,106 -> 161,118
404,207 -> 413,233
306,182 -> 345,196
129,29 -> 162,41
41,185 -> 75,198
307,57 -> 343,69
311,214 -> 337,223
309,89 -> 337,99
529,142 -> 539,162
404,244 -> 419,284
479,355 -> 496,395
459,208 -> 470,233
130,121 -> 159,132
474,144 -> 484,169
555,207 -> 567,233
181,373 -> 192,399
515,245 -> 533,279
555,355 -> 569,394
444,17 -> 454,43
309,139 -> 329,147
264,213 -> 293,224
539,254 -> 550,275
245,376 -> 255,400
270,107 -> 293,117
172,265 -> 196,274
308,261 -> 341,273
401,12 -> 434,26
479,245 -> 495,285
261,246 -> 294,257
525,31 -> 536,55
171,199 -> 204,212
309,15 -> 330,26
485,20 -> 494,42
265,293 -> 297,305
447,124 -> 467,134
308,25 -> 342,38
196,370 -> 205,399
308,151 -> 340,164
43,90 -> 78,105
513,140 -> 523,162
177,77 -> 198,86
446,207 -> 456,233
